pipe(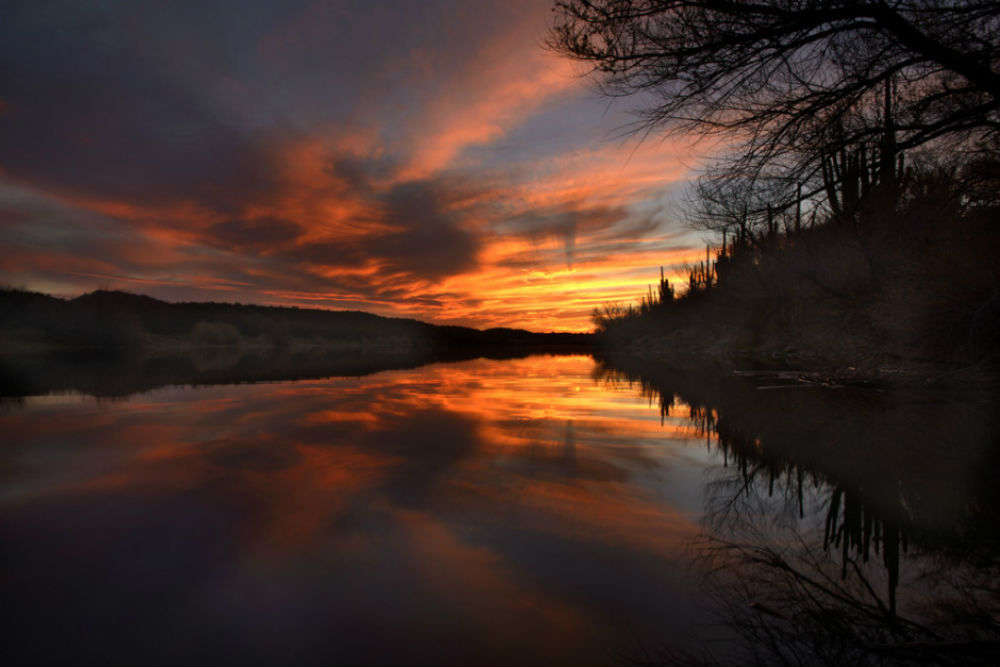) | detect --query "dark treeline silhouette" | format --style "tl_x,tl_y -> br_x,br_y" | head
552,1 -> 1000,376
592,156 -> 1000,375
595,356 -> 1000,664
0,288 -> 592,359
550,1 -> 1000,203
